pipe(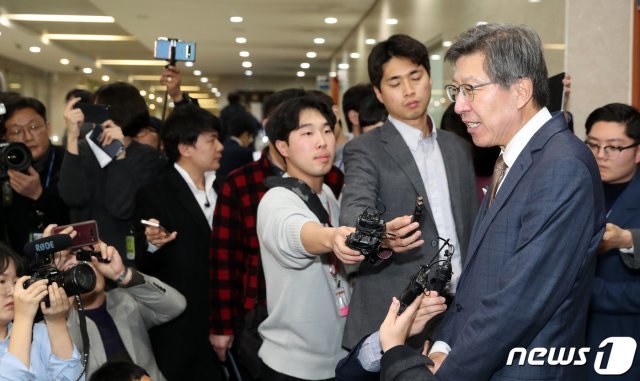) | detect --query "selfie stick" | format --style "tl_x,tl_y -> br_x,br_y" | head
161,41 -> 178,121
